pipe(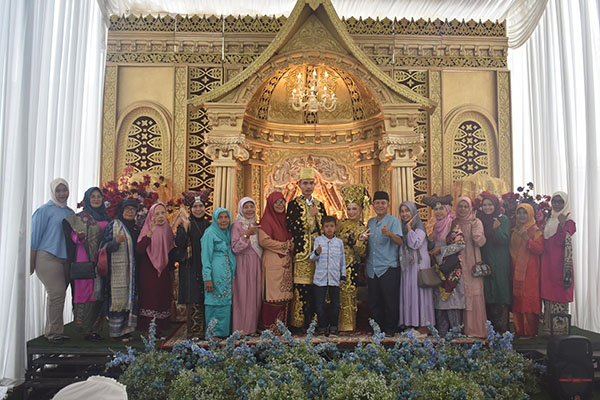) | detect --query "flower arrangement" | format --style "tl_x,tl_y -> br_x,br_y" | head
107,320 -> 542,400
472,183 -> 552,228
98,165 -> 183,227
